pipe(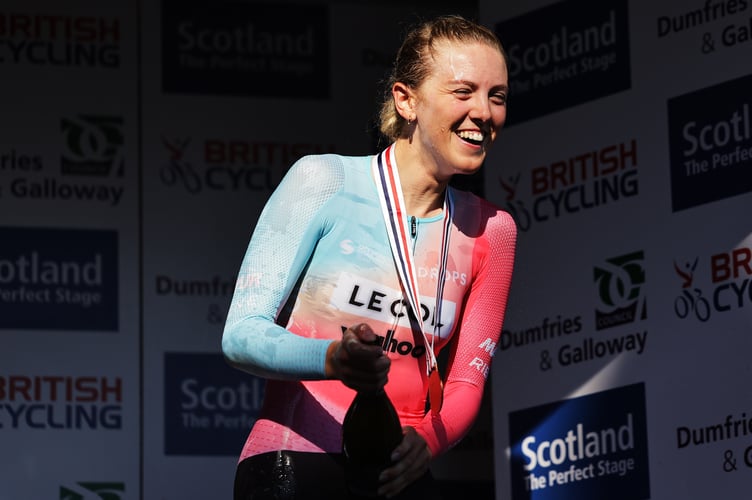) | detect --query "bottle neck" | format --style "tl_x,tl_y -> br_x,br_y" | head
358,388 -> 387,398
